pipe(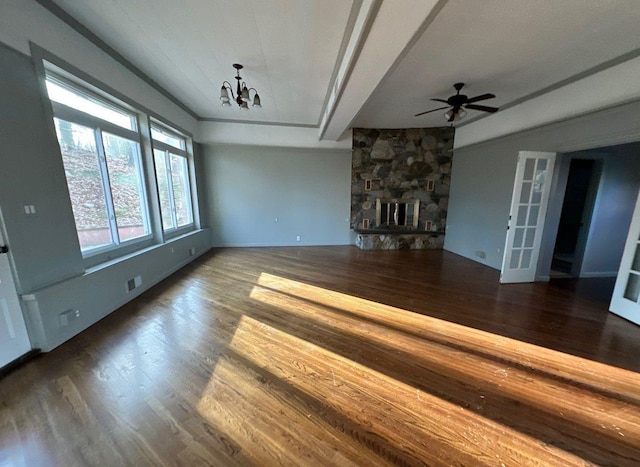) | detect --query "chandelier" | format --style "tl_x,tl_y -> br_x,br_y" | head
219,64 -> 261,110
